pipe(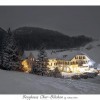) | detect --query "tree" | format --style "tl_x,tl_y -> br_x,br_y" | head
0,28 -> 11,69
1,28 -> 21,70
36,44 -> 49,76
53,67 -> 62,78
